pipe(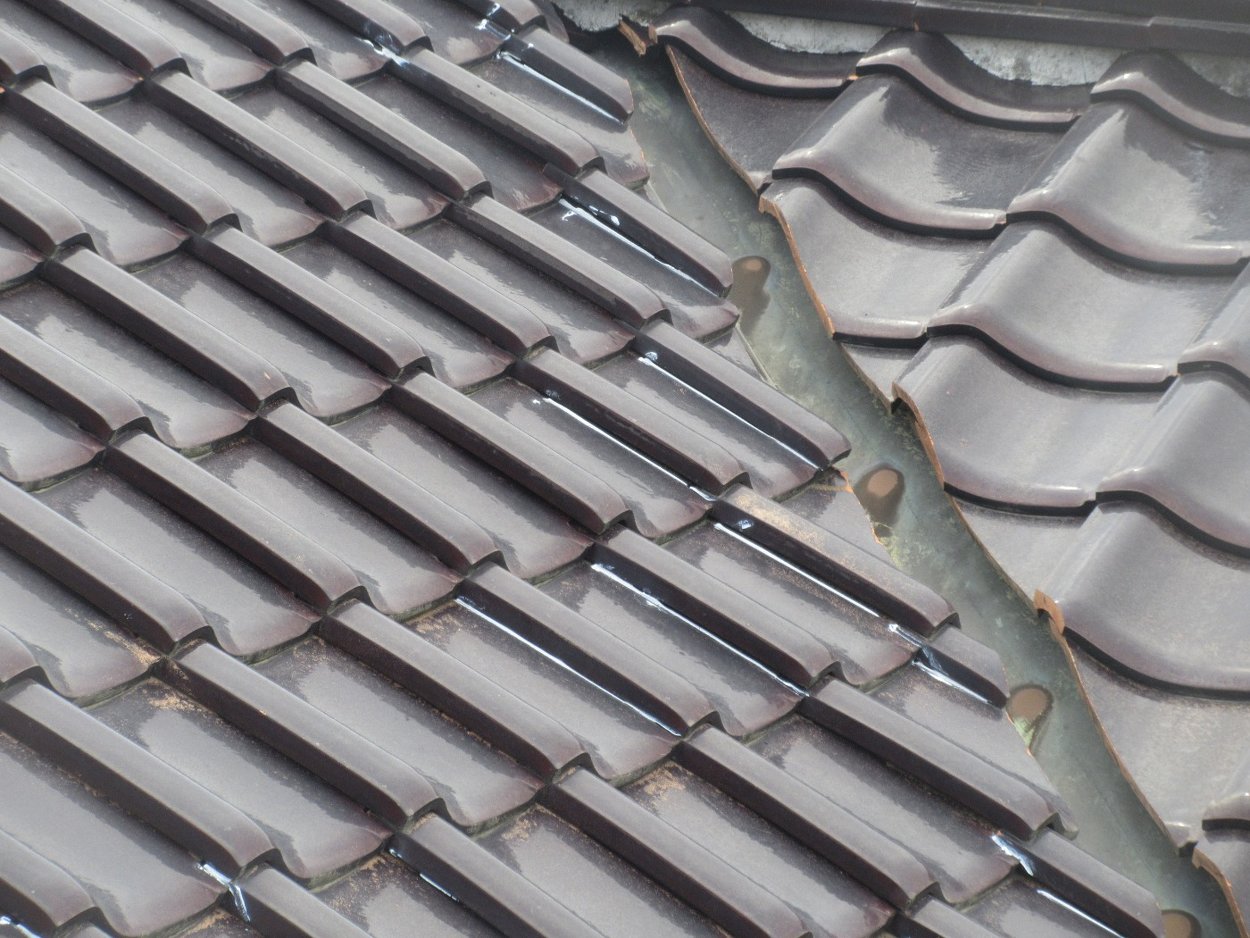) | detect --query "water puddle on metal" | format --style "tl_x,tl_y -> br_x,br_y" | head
591,31 -> 1238,938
